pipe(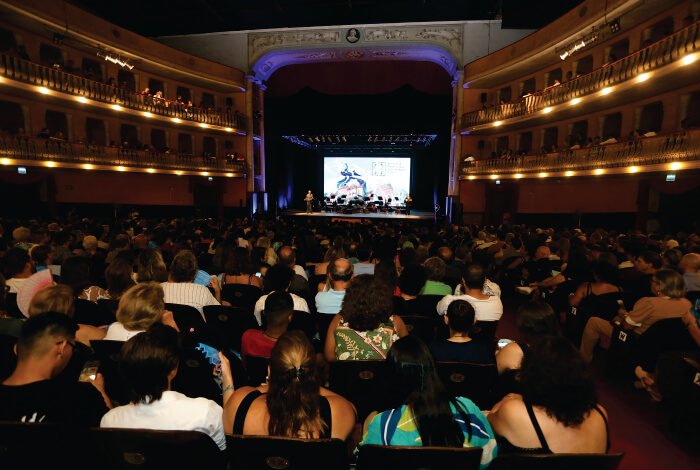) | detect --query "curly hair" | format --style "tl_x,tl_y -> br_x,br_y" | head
340,274 -> 393,331
520,336 -> 597,427
266,331 -> 326,438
